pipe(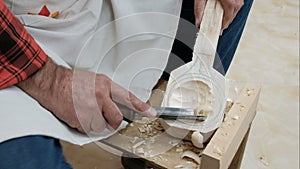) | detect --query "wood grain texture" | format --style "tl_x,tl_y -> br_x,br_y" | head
201,85 -> 261,169
160,0 -> 224,143
193,0 -> 223,67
